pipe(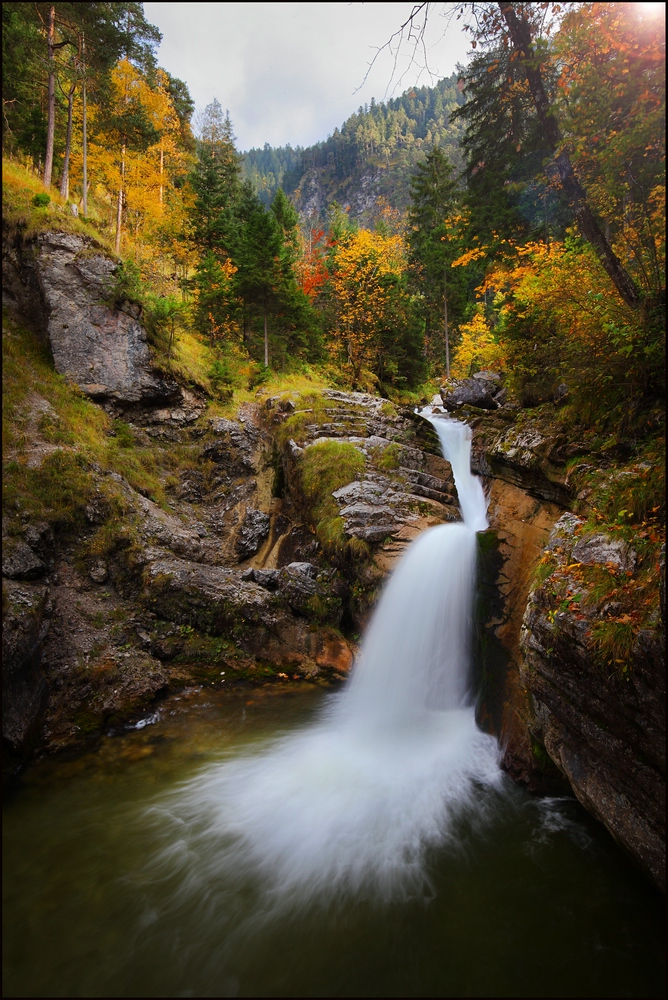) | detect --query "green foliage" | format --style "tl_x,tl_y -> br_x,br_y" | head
242,73 -> 466,225
532,555 -> 557,588
31,192 -> 50,207
3,449 -> 95,530
112,420 -> 135,448
104,260 -> 143,309
591,619 -> 636,676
